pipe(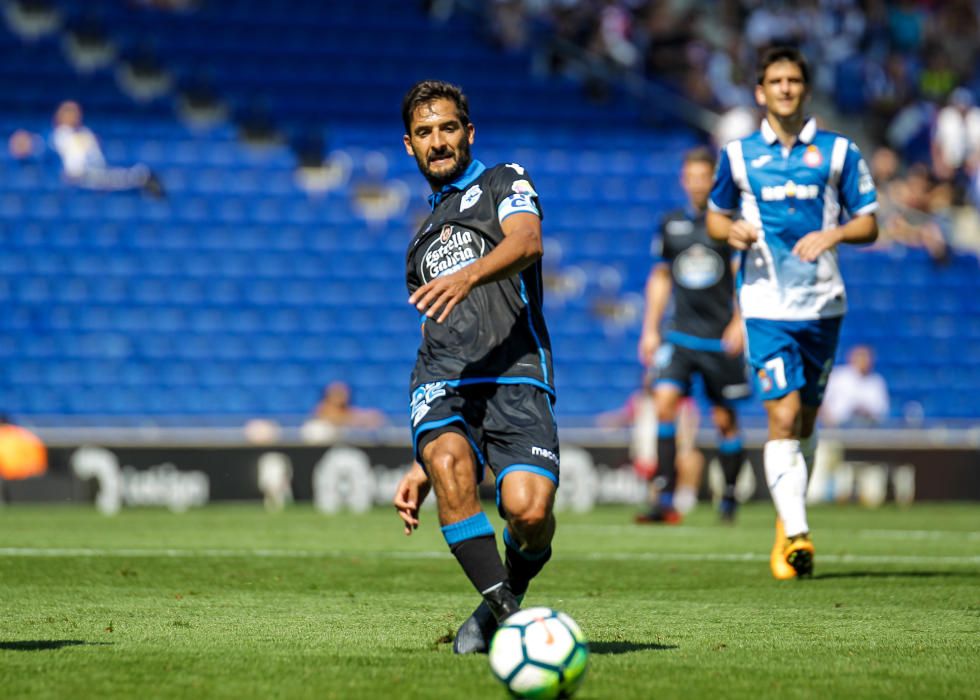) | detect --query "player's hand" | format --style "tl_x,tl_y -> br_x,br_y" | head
393,463 -> 431,536
728,220 -> 759,250
793,229 -> 842,262
408,270 -> 475,324
721,319 -> 744,357
638,329 -> 661,366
